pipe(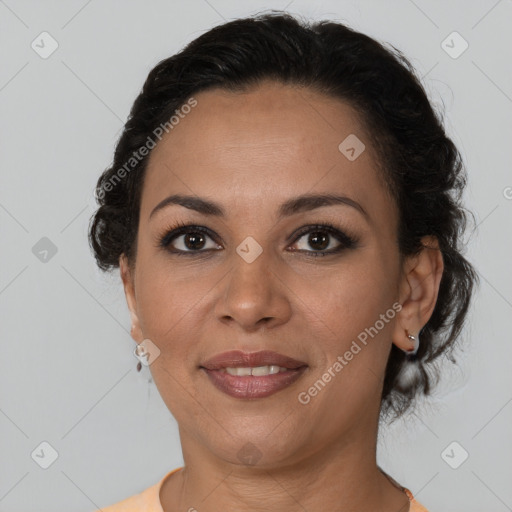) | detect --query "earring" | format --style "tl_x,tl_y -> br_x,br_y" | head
131,326 -> 142,372
395,330 -> 422,391
405,332 -> 419,357
134,343 -> 148,372
134,342 -> 153,383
